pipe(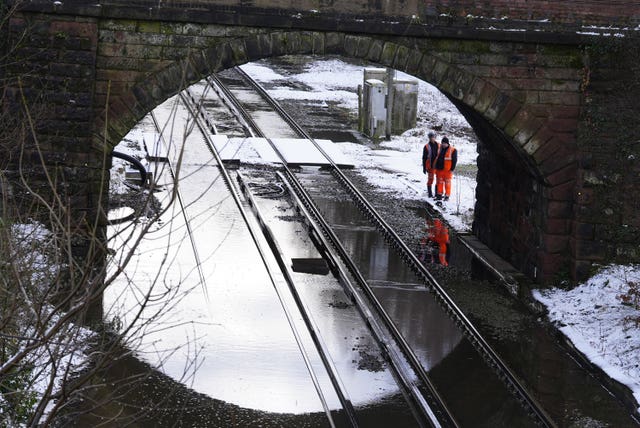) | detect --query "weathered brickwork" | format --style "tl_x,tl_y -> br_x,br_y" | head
419,0 -> 638,26
93,19 -> 273,139
3,3 -> 640,284
50,0 -> 639,27
3,13 -> 105,253
572,39 -> 640,280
